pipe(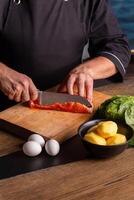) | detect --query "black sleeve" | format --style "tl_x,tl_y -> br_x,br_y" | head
86,0 -> 131,81
0,0 -> 10,30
